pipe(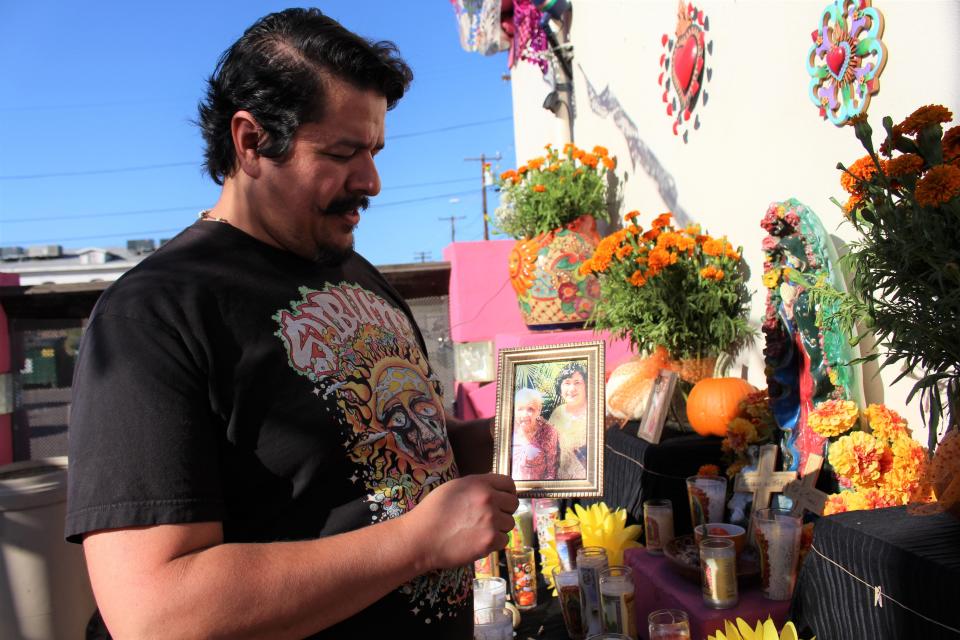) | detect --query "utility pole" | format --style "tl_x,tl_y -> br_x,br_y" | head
413,251 -> 431,263
438,215 -> 466,243
464,152 -> 501,240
